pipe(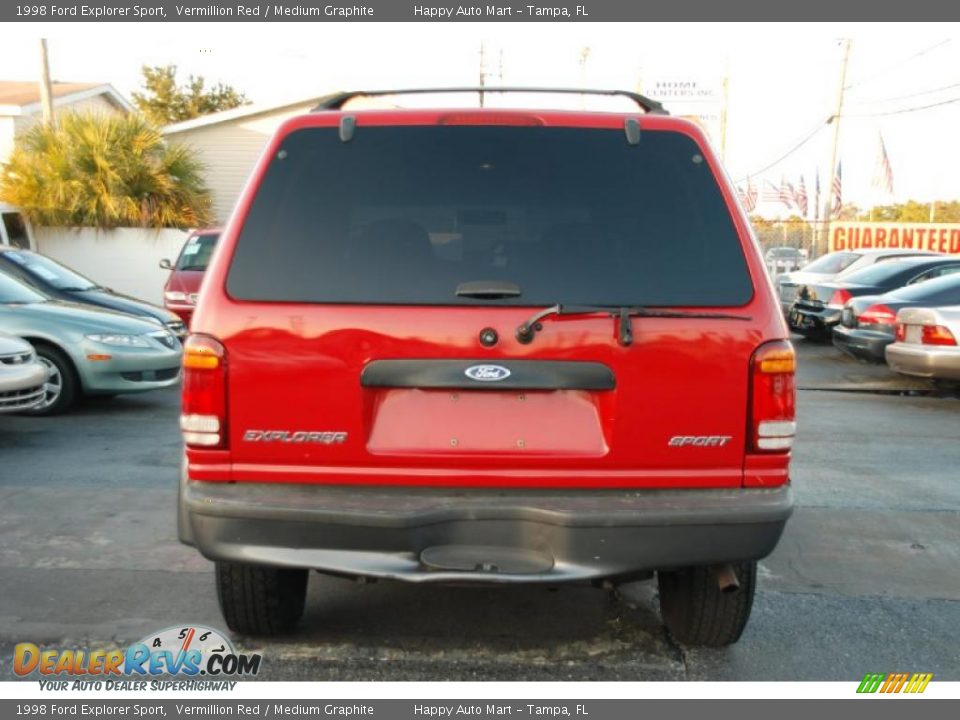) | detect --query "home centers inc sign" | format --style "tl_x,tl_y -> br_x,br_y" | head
830,222 -> 960,255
